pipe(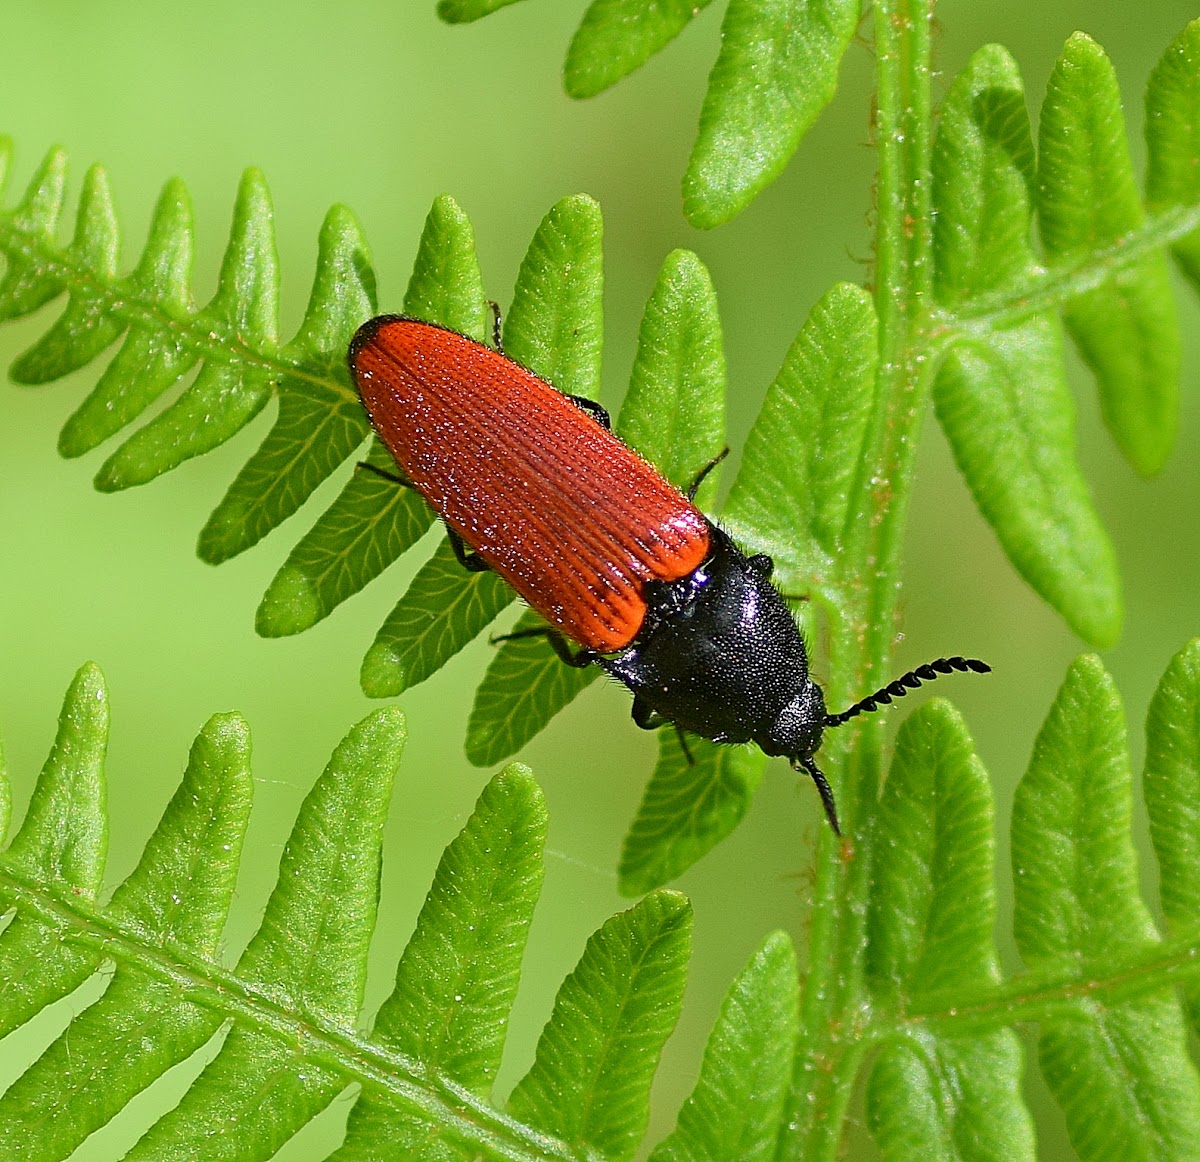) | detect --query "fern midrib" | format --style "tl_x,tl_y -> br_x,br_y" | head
0,215 -> 356,404
892,931 -> 1200,1034
0,860 -> 598,1162
949,201 -> 1200,333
